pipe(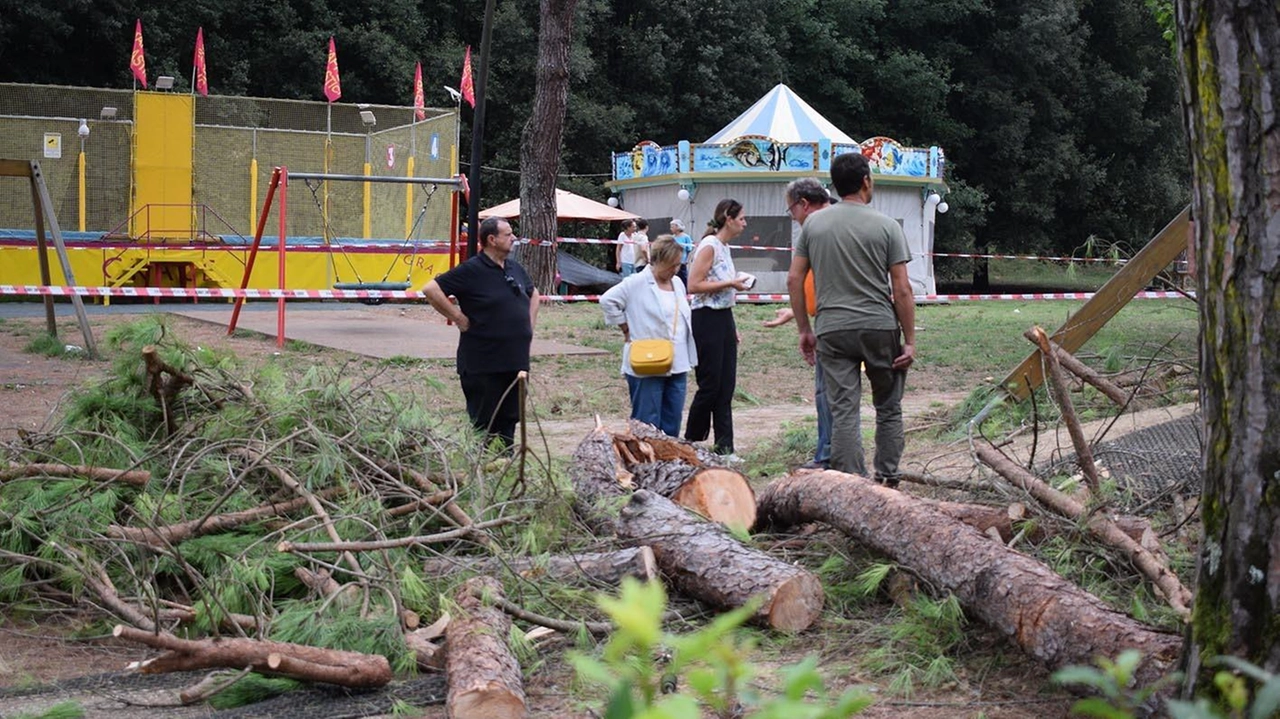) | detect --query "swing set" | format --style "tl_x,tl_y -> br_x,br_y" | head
227,167 -> 464,345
